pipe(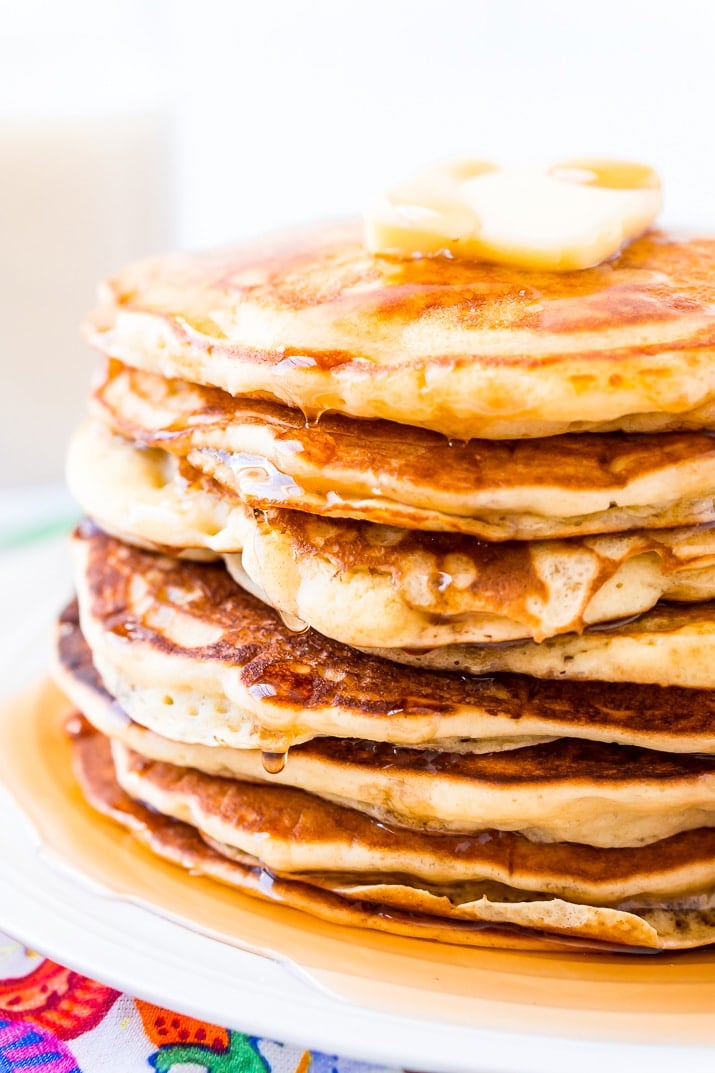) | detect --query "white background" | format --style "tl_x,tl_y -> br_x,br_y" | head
165,0 -> 715,245
1,0 -> 714,483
